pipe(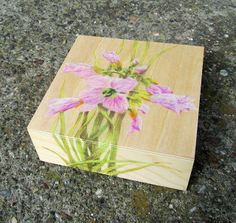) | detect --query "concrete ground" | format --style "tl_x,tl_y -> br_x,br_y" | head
0,0 -> 235,222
